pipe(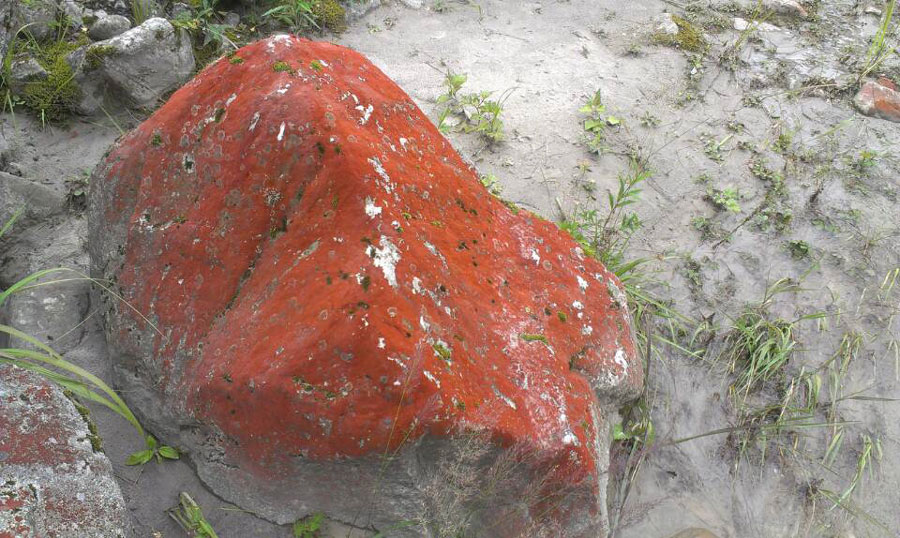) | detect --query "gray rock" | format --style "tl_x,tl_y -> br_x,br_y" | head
0,1 -> 16,62
171,2 -> 193,19
399,0 -> 426,8
0,131 -> 9,171
18,1 -> 56,41
343,0 -> 382,20
0,171 -> 67,232
7,57 -> 48,95
764,0 -> 808,17
0,364 -> 133,538
61,0 -> 85,29
5,274 -> 90,355
69,18 -> 195,114
89,14 -> 131,40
